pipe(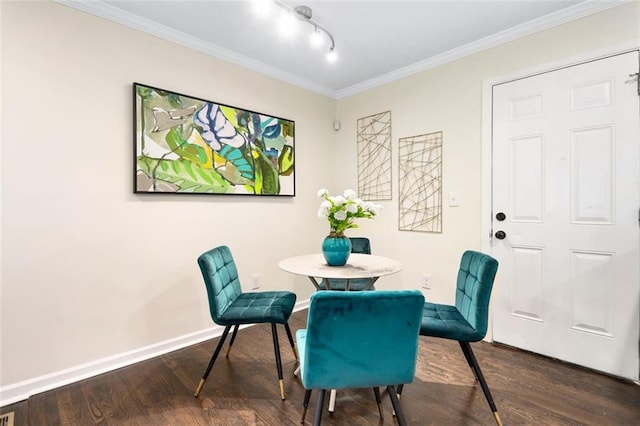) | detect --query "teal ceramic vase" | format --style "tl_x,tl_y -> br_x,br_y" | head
322,232 -> 352,266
